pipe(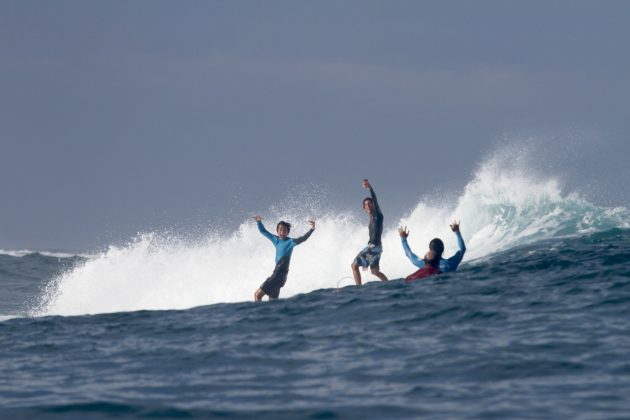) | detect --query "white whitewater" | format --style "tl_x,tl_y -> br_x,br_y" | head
35,149 -> 629,317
